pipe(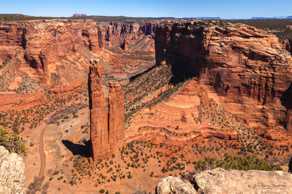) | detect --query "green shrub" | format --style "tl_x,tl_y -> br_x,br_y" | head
0,127 -> 25,154
194,155 -> 281,171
